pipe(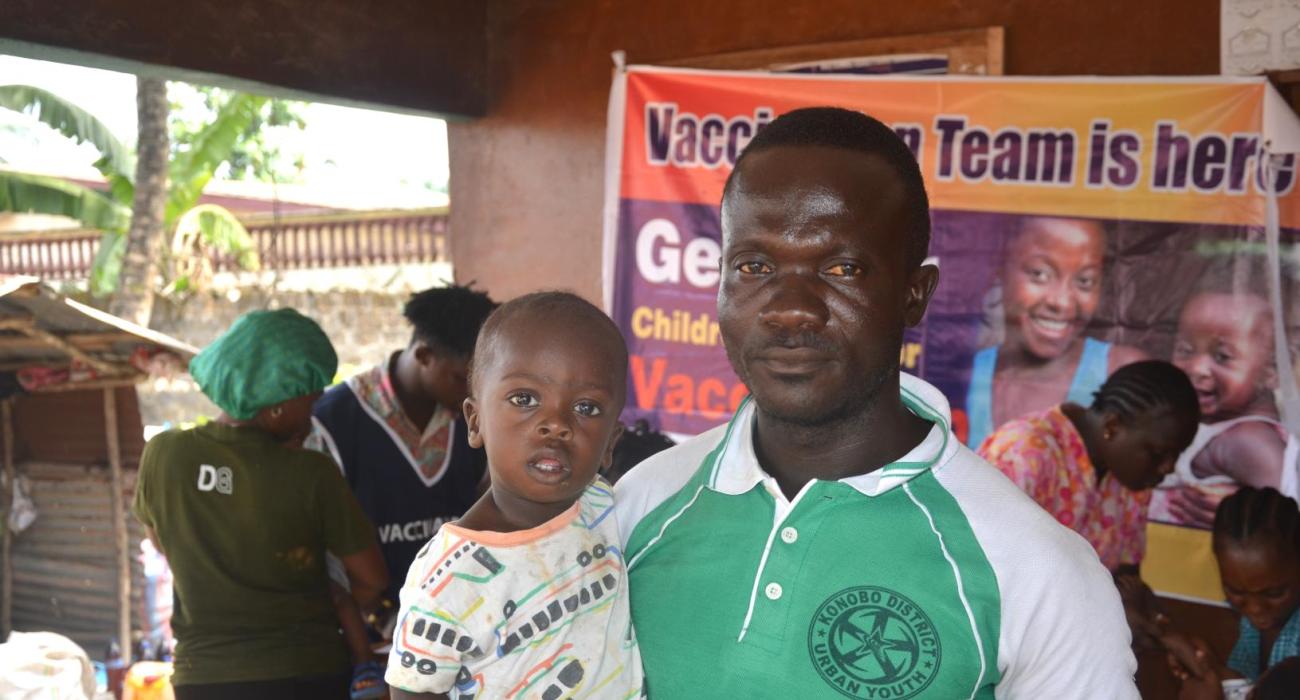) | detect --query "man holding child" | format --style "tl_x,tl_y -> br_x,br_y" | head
615,107 -> 1140,698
